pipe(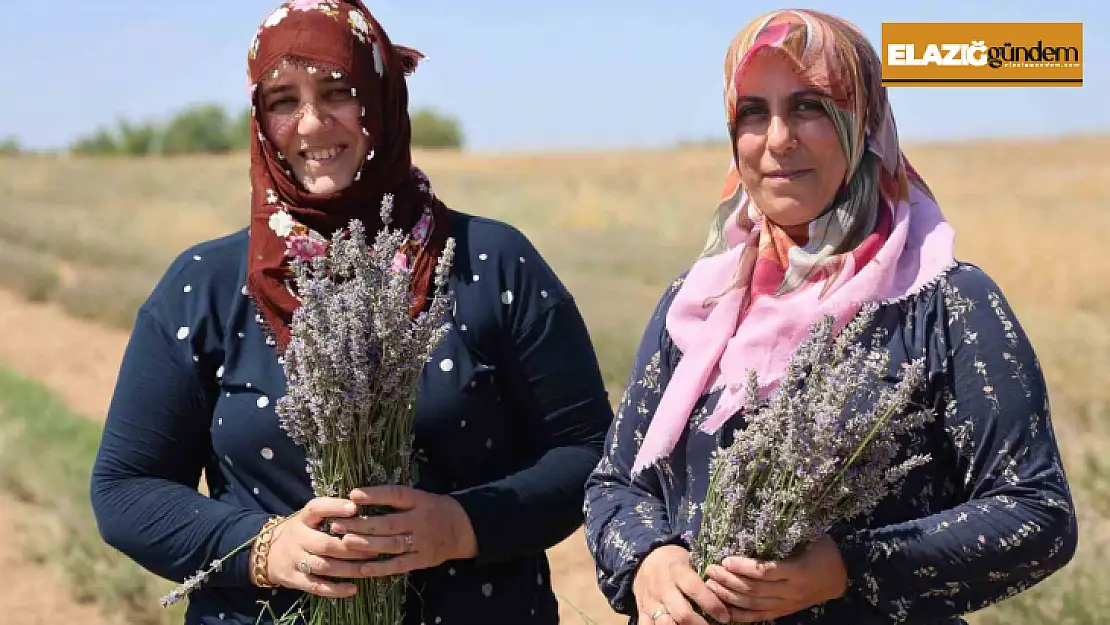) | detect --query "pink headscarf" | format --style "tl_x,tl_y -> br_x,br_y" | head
630,9 -> 958,477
